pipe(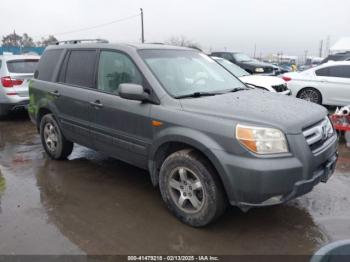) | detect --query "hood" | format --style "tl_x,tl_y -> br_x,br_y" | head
179,89 -> 327,134
240,75 -> 285,91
